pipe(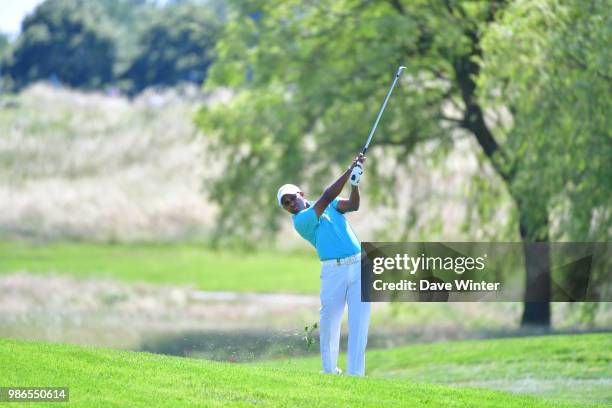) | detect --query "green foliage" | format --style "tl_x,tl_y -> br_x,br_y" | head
93,0 -> 160,78
0,32 -> 9,58
4,0 -> 117,90
2,0 -> 224,93
198,0 -> 609,248
196,1 -> 508,243
122,2 -> 223,94
95,0 -> 155,27
478,0 -> 611,242
0,33 -> 9,91
196,85 -> 310,245
303,322 -> 318,349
